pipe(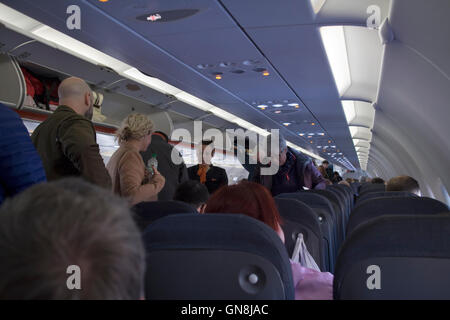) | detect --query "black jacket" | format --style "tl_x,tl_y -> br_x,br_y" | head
188,164 -> 228,195
141,135 -> 189,201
